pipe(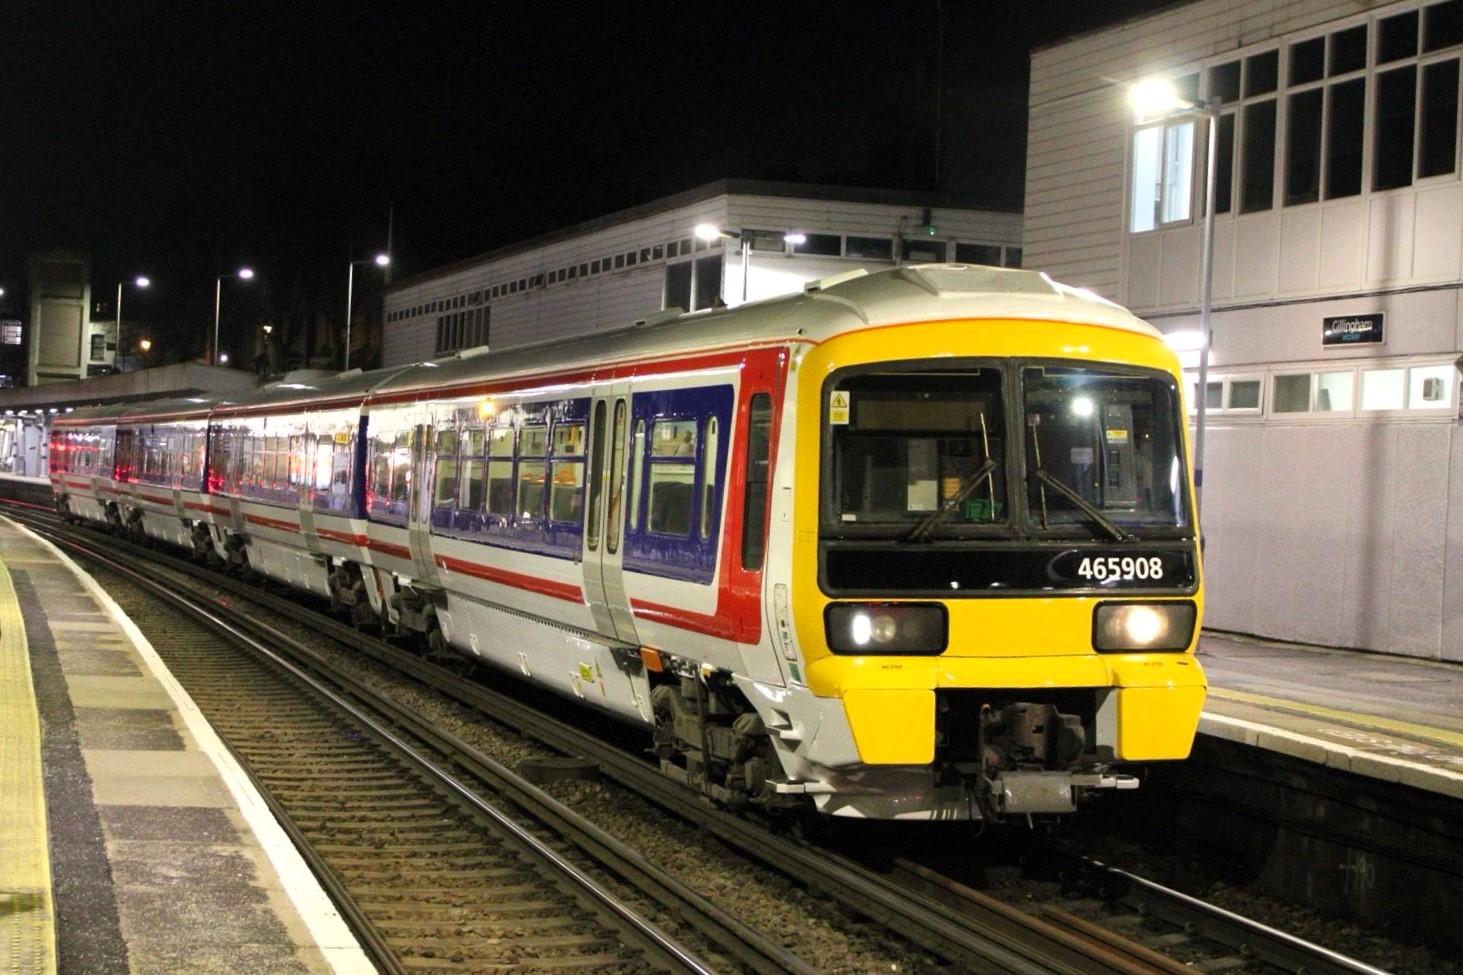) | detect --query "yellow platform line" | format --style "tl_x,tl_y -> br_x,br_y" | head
0,554 -> 56,975
1208,686 -> 1463,751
